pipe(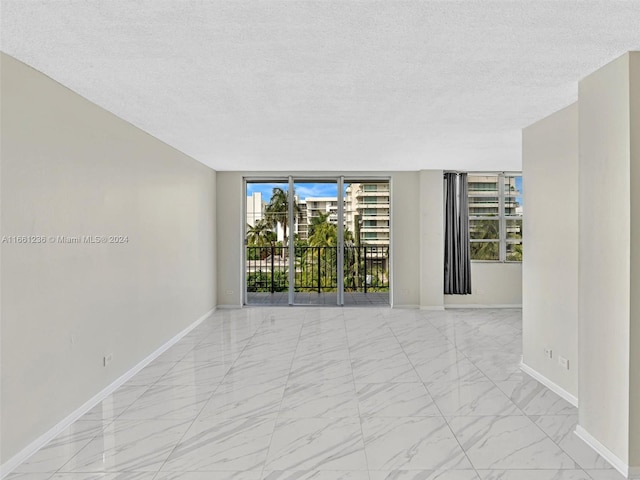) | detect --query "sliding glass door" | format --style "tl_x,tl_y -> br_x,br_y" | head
244,176 -> 390,306
292,179 -> 340,305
